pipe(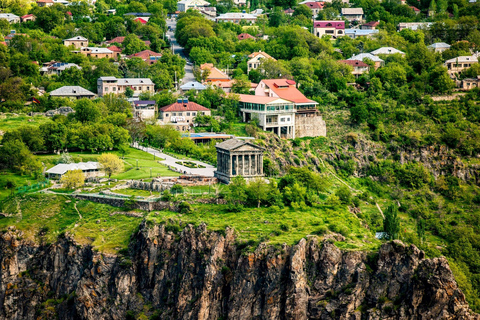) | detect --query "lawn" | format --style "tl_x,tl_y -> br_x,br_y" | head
36,147 -> 181,179
0,171 -> 48,201
0,194 -> 142,254
0,114 -> 51,132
